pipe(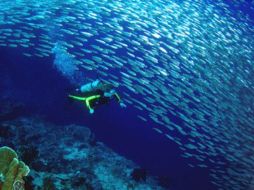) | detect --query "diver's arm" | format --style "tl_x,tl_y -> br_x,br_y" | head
114,93 -> 121,102
114,93 -> 126,108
